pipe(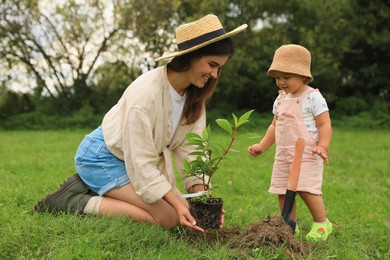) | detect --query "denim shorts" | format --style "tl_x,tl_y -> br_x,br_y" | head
74,126 -> 130,196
